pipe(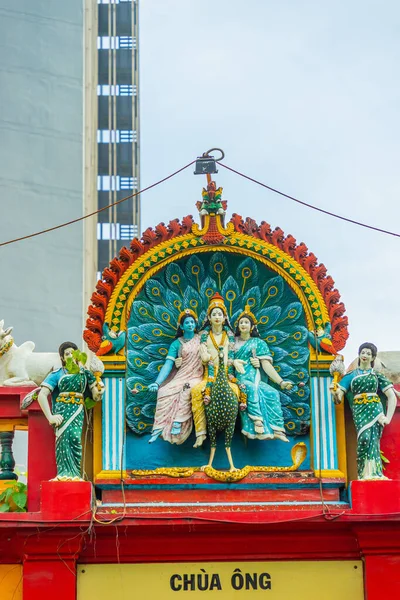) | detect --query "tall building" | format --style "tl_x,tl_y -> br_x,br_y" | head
0,0 -> 140,349
0,1 -> 86,350
96,0 -> 140,279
